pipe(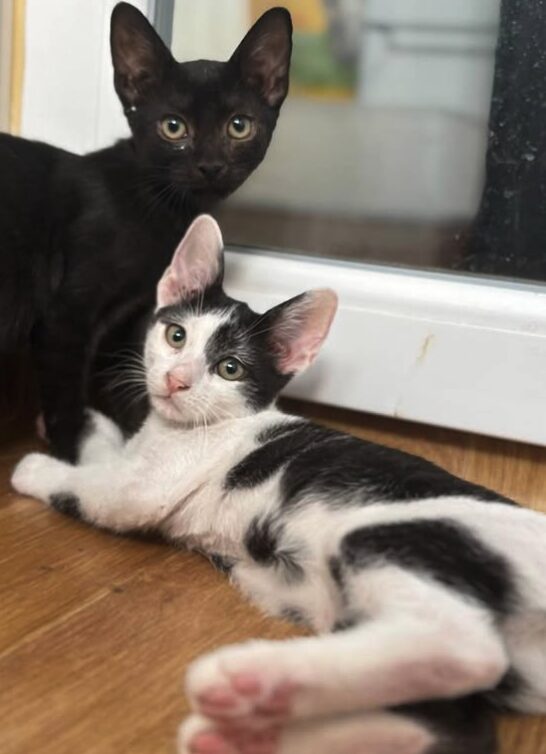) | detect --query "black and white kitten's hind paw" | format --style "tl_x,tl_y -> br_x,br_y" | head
78,409 -> 124,464
177,711 -> 434,754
